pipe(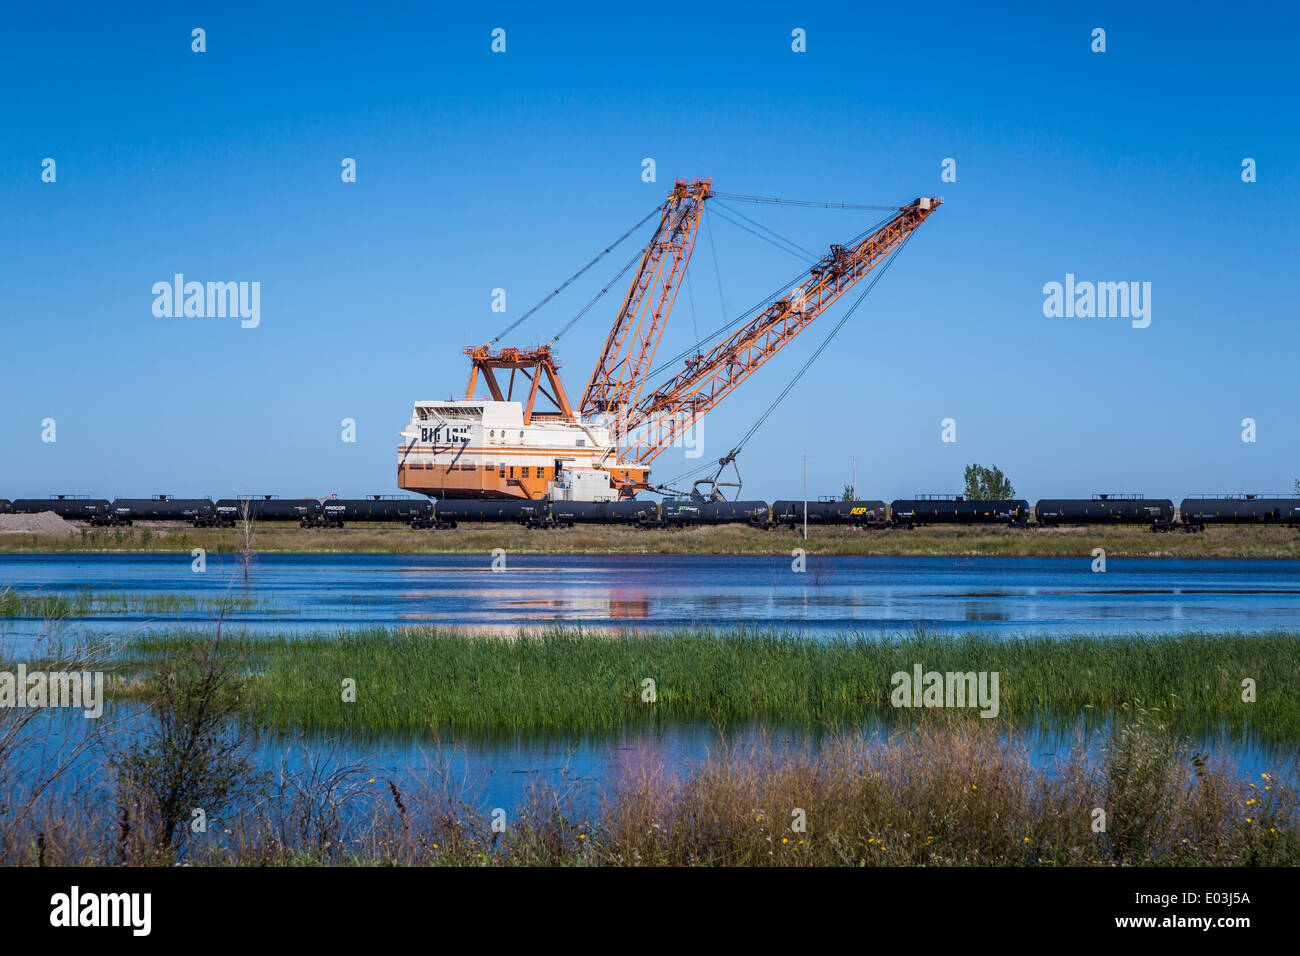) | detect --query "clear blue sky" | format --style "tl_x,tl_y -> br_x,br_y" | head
1,1 -> 1296,501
